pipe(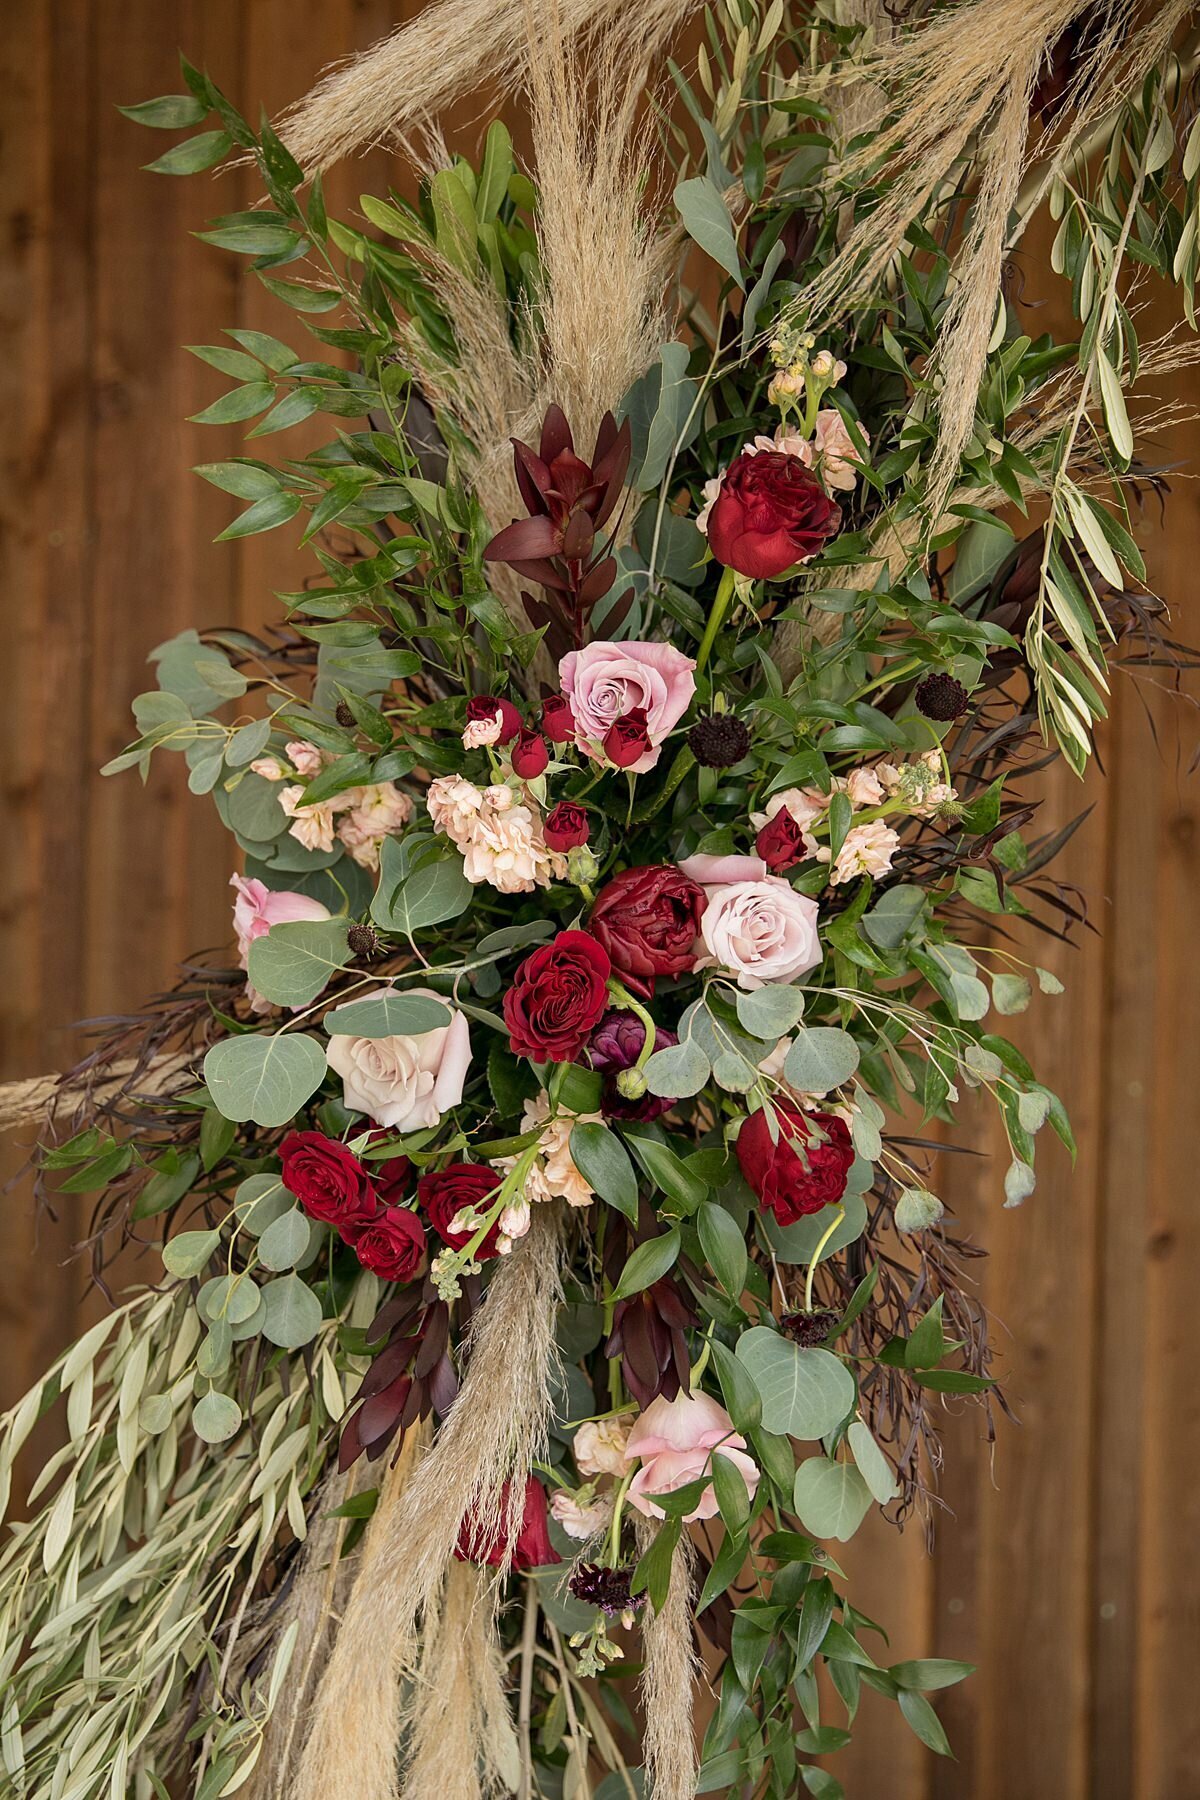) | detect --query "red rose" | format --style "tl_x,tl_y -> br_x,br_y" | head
543,801 -> 589,852
603,707 -> 651,769
706,450 -> 841,579
736,1102 -> 854,1227
511,728 -> 549,778
589,865 -> 706,997
540,693 -> 576,743
466,693 -> 522,744
280,1131 -> 379,1233
504,929 -> 611,1062
755,807 -> 810,872
351,1206 -> 427,1283
455,1475 -> 561,1570
419,1162 -> 505,1259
